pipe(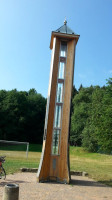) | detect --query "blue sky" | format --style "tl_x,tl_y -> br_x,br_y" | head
0,0 -> 112,97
